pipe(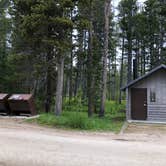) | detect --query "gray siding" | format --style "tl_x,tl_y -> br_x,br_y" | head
126,89 -> 130,120
127,88 -> 131,120
128,69 -> 166,122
